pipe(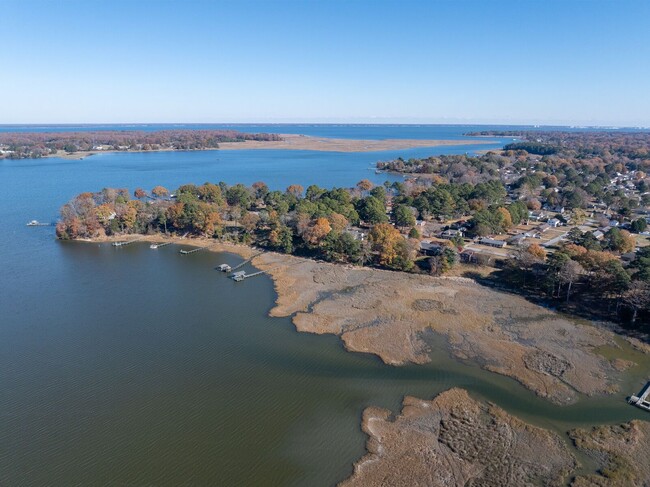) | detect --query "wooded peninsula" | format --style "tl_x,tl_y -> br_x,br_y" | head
0,129 -> 281,159
57,131 -> 649,331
